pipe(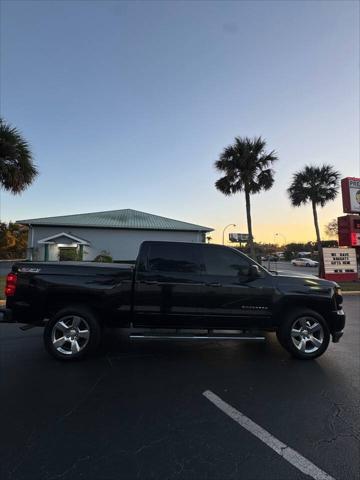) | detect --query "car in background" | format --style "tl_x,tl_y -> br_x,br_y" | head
291,258 -> 318,267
